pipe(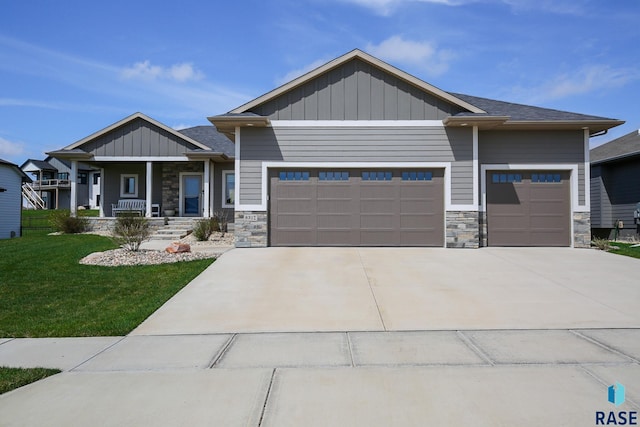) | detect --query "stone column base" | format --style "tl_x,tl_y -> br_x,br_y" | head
573,211 -> 591,248
234,211 -> 268,248
446,211 -> 479,248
